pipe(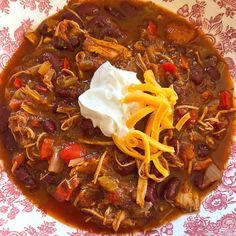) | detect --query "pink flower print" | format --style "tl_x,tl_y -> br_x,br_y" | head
203,191 -> 228,212
177,4 -> 190,17
0,0 -> 10,14
20,0 -> 36,10
0,205 -> 8,213
220,213 -> 236,230
7,206 -> 20,219
37,0 -> 52,16
222,163 -> 236,192
160,223 -> 173,235
37,221 -> 57,235
184,215 -> 209,235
